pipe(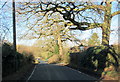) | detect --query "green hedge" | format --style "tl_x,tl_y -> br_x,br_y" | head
2,42 -> 34,77
70,45 -> 119,76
